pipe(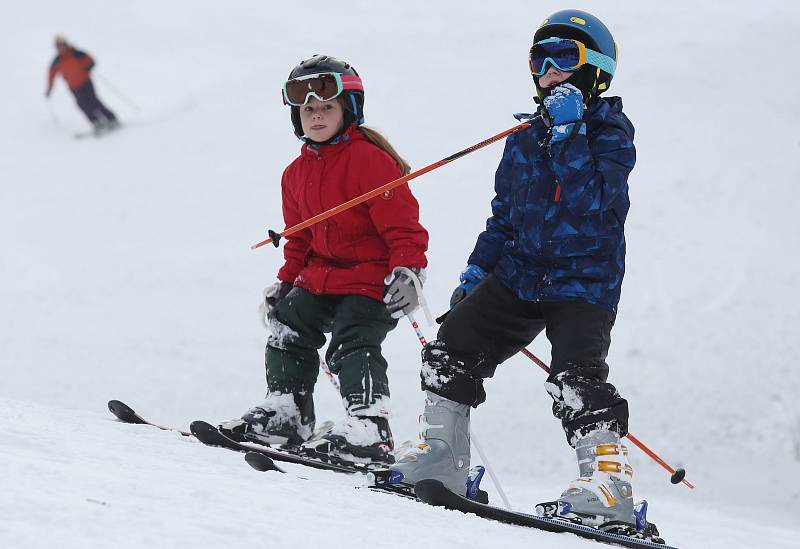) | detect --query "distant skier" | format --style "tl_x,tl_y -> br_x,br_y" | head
45,35 -> 119,134
390,9 -> 644,530
218,55 -> 429,465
